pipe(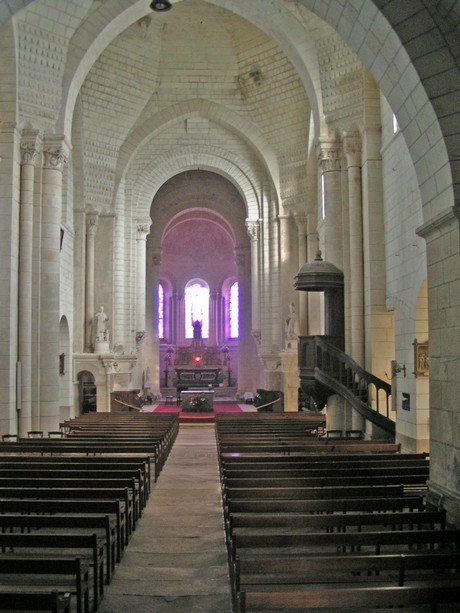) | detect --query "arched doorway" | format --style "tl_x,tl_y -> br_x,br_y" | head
77,371 -> 97,414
